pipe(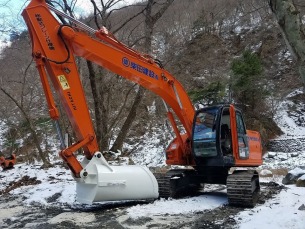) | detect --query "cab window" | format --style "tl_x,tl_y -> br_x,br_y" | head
193,108 -> 218,157
236,112 -> 246,134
